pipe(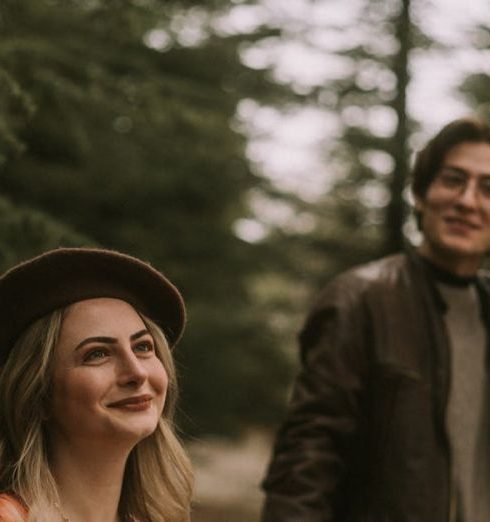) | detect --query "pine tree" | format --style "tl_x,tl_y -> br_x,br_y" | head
0,0 -> 293,436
